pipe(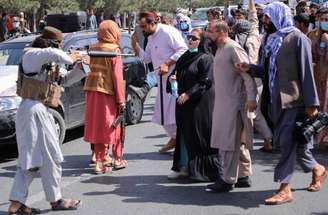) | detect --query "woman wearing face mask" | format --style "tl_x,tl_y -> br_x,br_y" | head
308,8 -> 328,146
166,28 -> 220,181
